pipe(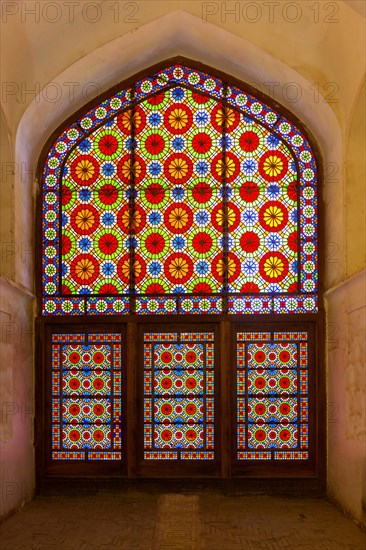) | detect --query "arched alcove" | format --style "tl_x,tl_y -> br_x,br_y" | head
33,56 -> 325,484
16,11 -> 344,292
12,12 -> 344,489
